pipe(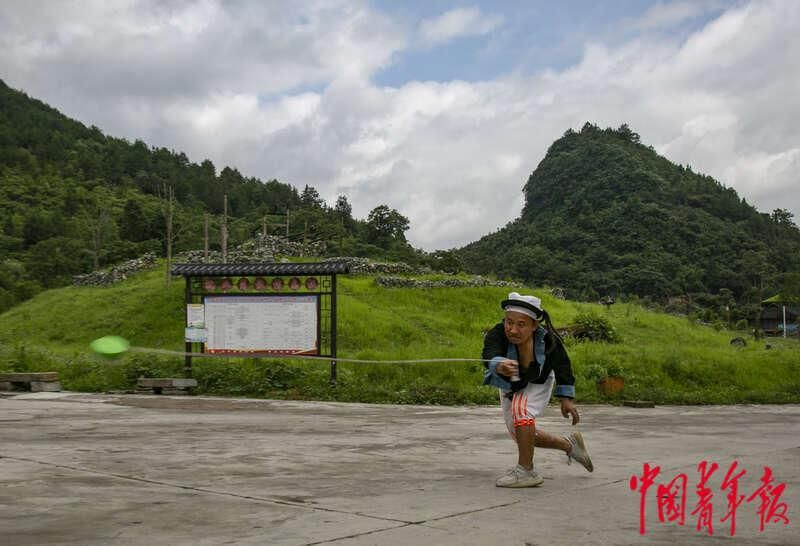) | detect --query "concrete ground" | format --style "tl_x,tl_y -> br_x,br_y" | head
1,393 -> 798,546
